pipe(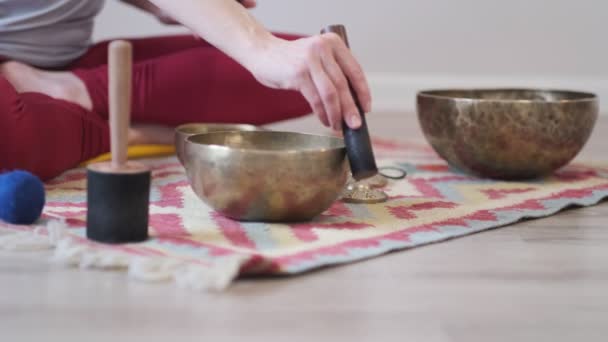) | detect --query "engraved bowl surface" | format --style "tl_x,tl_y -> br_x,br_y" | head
417,89 -> 598,179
